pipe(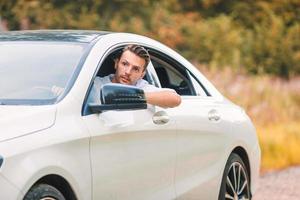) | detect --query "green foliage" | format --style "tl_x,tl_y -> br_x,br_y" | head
242,12 -> 299,77
180,15 -> 244,70
0,0 -> 299,77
